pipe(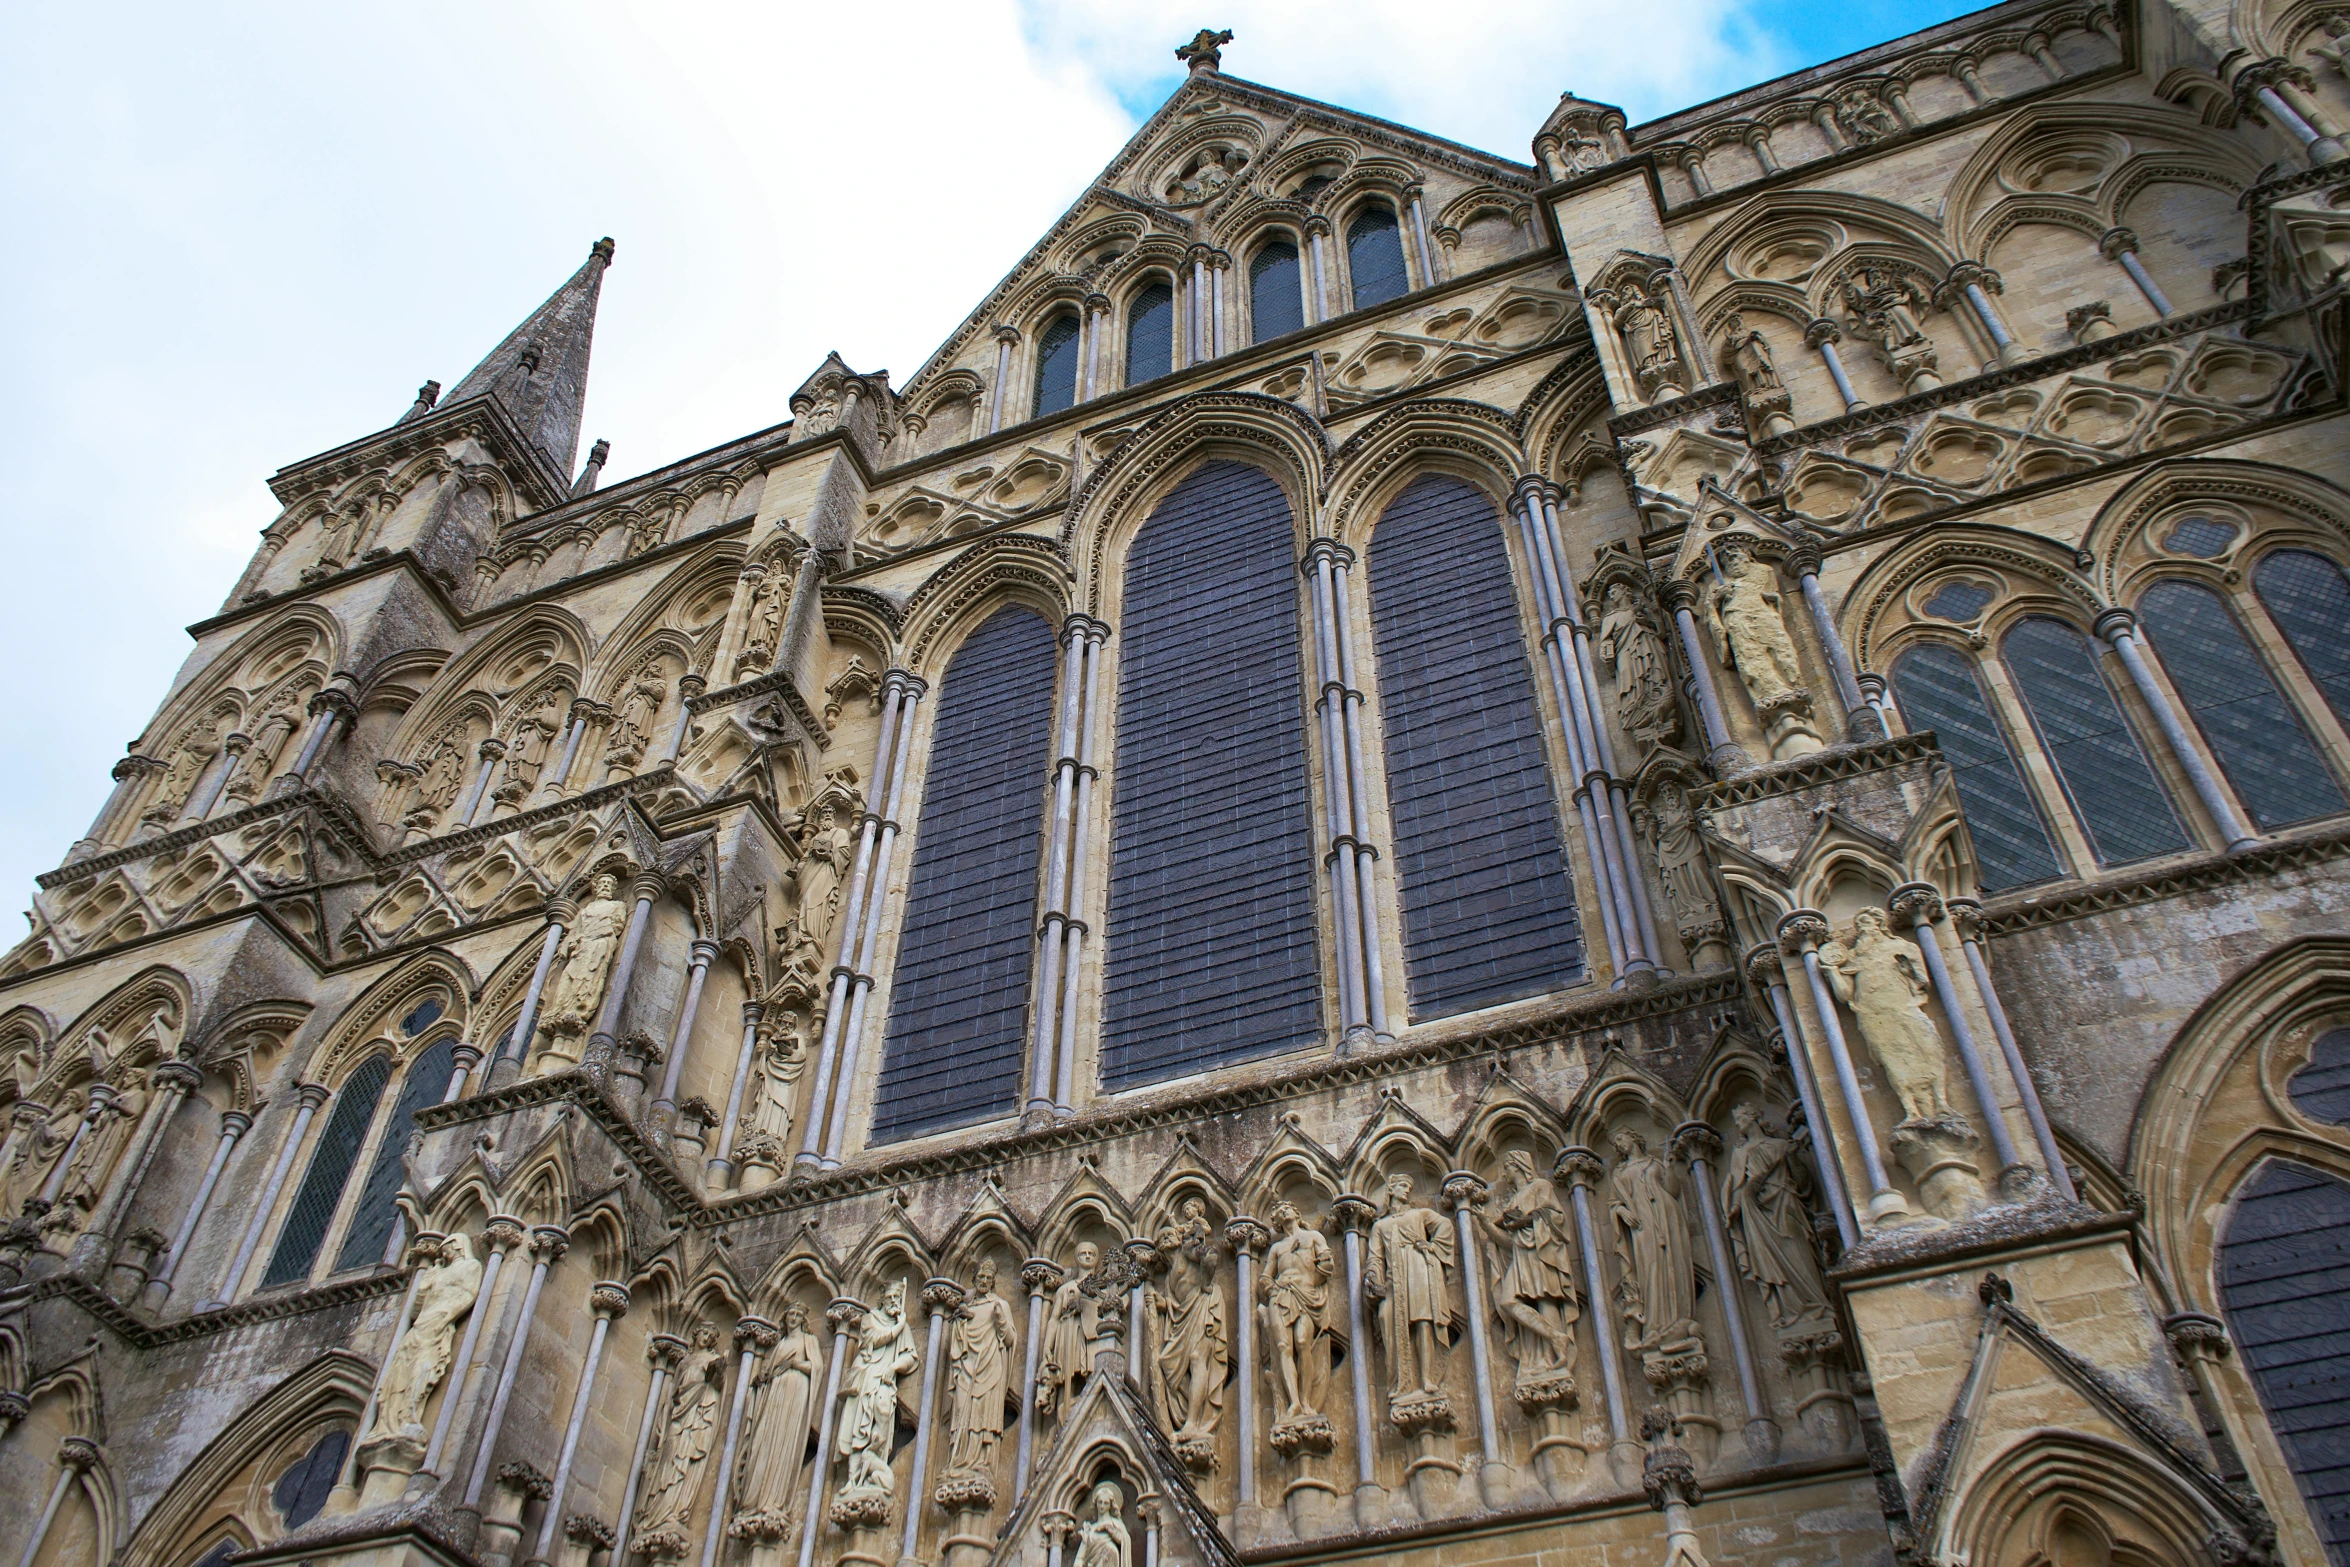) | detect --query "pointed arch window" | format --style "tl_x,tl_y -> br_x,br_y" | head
1347,206 -> 1409,311
1034,314 -> 1081,417
1369,475 -> 1584,1012
1890,643 -> 2063,890
333,1036 -> 458,1272
261,1053 -> 390,1288
2255,548 -> 2350,726
271,1429 -> 351,1529
1250,241 -> 1305,342
872,609 -> 1058,1140
1125,282 -> 1176,388
2000,616 -> 2188,865
2137,579 -> 2344,828
1101,461 -> 1320,1089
